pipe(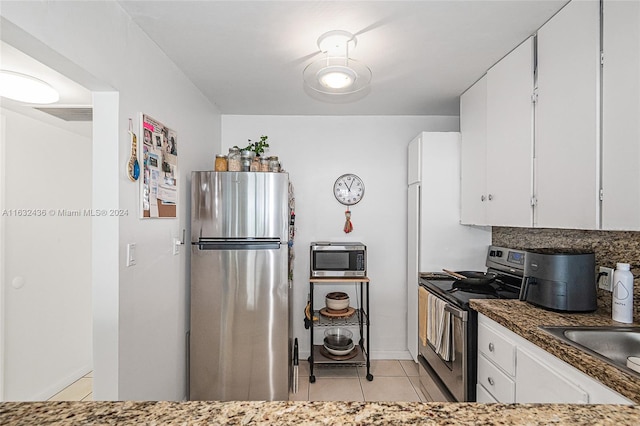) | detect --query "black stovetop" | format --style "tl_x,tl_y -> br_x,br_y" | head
419,271 -> 521,309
